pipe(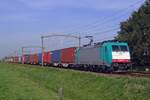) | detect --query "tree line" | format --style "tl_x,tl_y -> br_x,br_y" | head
116,0 -> 150,65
